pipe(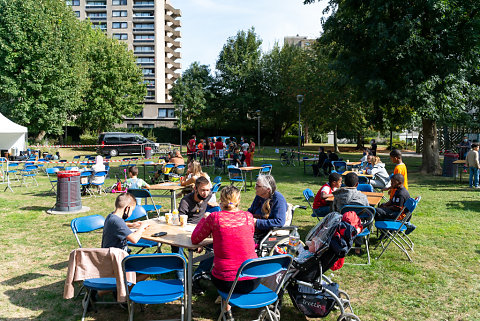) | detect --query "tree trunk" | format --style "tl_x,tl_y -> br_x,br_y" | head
356,132 -> 364,150
304,123 -> 309,145
333,126 -> 339,153
420,118 -> 442,175
35,130 -> 46,142
389,129 -> 393,150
